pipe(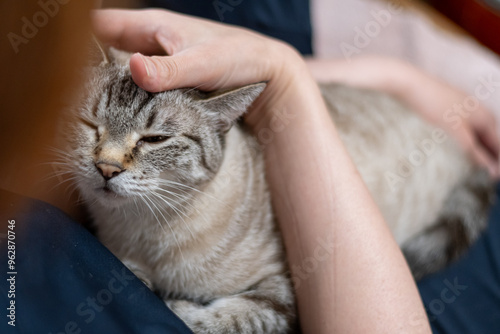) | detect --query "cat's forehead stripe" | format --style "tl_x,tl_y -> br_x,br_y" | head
134,92 -> 155,117
146,110 -> 158,129
105,84 -> 113,110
